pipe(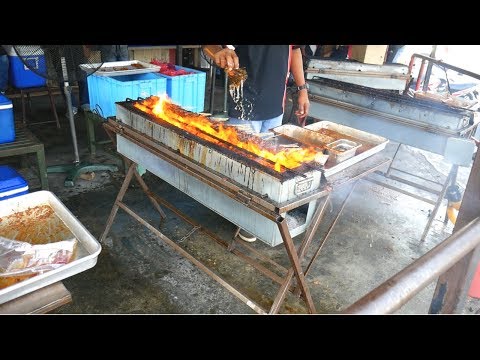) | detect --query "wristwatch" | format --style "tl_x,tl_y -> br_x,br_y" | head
297,83 -> 309,92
